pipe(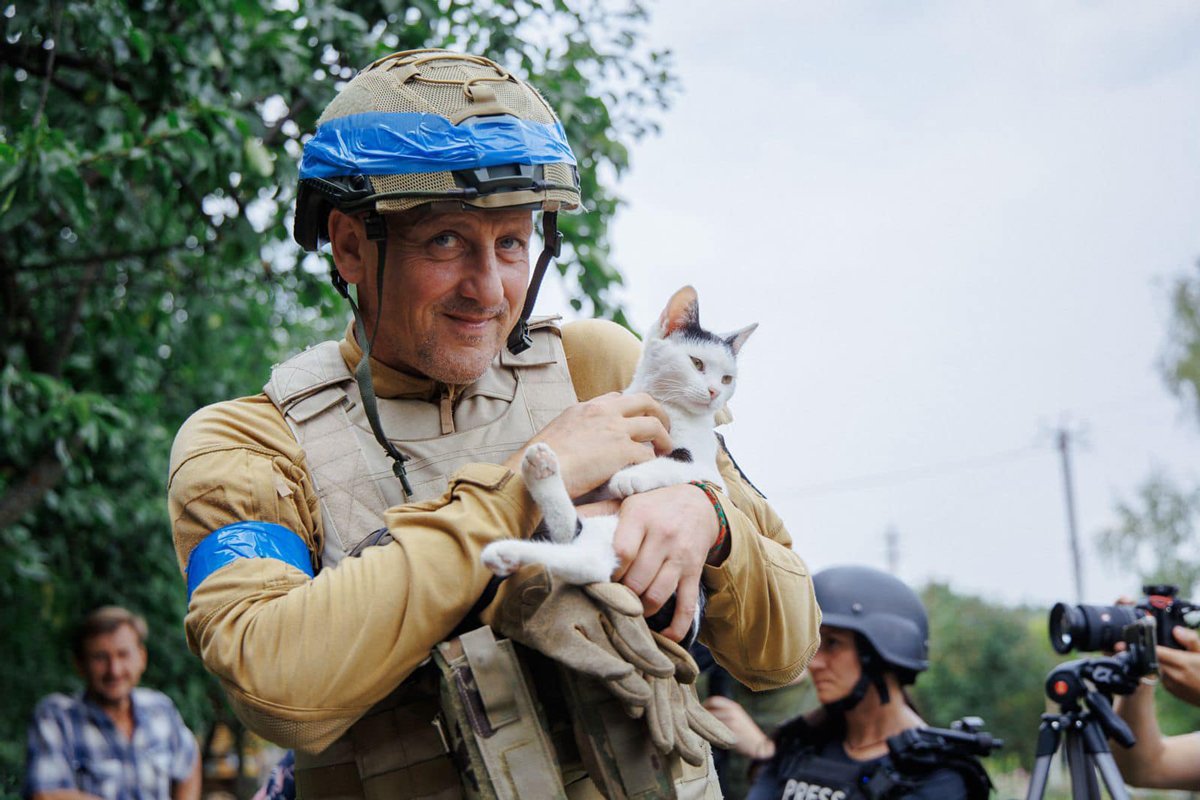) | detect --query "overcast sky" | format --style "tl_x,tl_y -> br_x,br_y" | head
543,0 -> 1200,607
